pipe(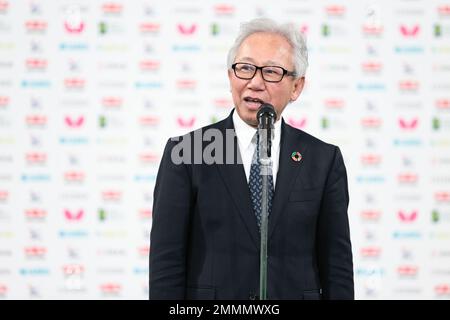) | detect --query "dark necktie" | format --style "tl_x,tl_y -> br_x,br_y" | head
248,132 -> 275,229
